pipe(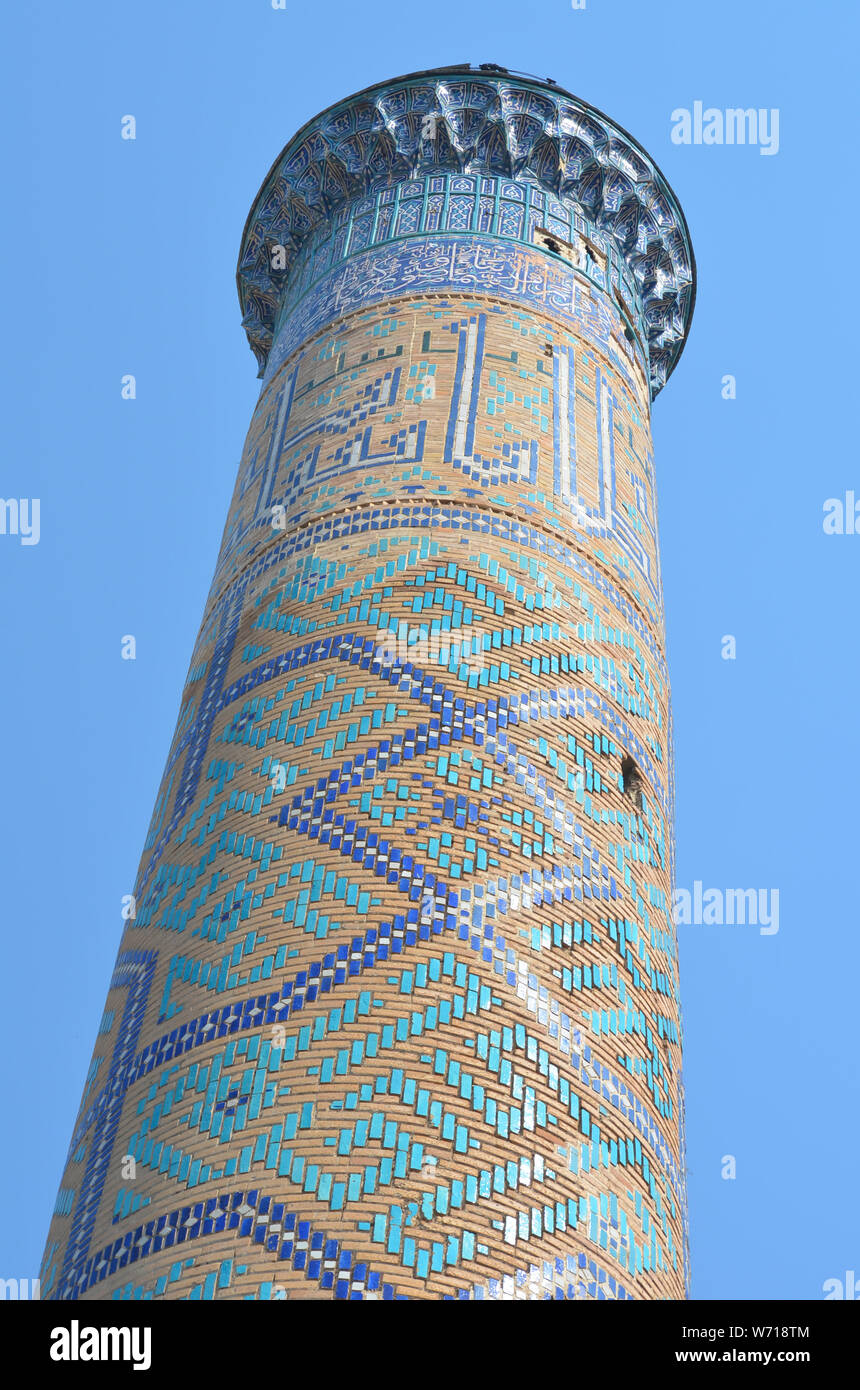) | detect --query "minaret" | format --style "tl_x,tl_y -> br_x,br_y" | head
42,65 -> 694,1301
